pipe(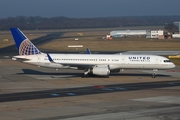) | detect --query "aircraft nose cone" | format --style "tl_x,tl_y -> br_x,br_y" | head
172,63 -> 176,68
